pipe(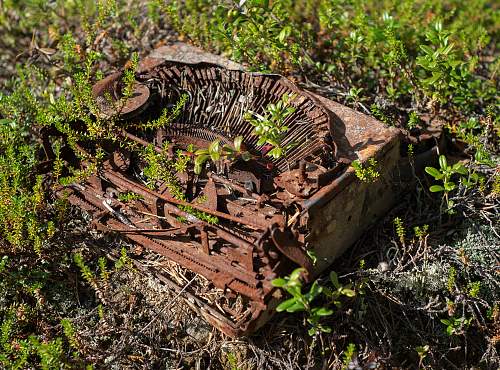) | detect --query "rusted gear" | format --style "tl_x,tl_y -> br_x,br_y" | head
92,71 -> 150,119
